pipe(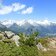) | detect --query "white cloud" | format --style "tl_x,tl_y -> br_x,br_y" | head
12,3 -> 26,11
0,3 -> 26,15
21,7 -> 33,14
0,3 -> 33,15
0,6 -> 13,14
